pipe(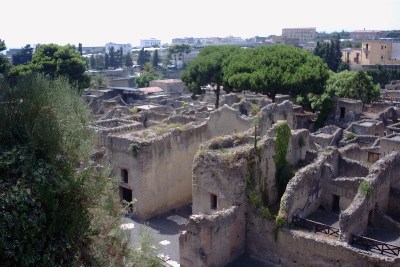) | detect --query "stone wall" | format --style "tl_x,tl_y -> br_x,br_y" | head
179,206 -> 246,267
340,153 -> 400,241
280,149 -> 340,220
338,156 -> 369,177
246,216 -> 400,267
107,123 -> 209,220
206,105 -> 253,137
258,101 -> 295,135
380,134 -> 400,157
